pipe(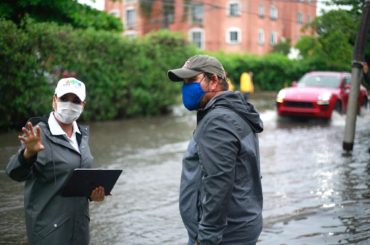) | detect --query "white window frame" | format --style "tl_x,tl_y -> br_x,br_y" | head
258,4 -> 264,18
189,28 -> 205,49
125,7 -> 136,29
258,29 -> 265,45
270,5 -> 278,20
297,12 -> 303,24
270,31 -> 278,46
228,0 -> 240,16
226,27 -> 241,44
109,9 -> 120,17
